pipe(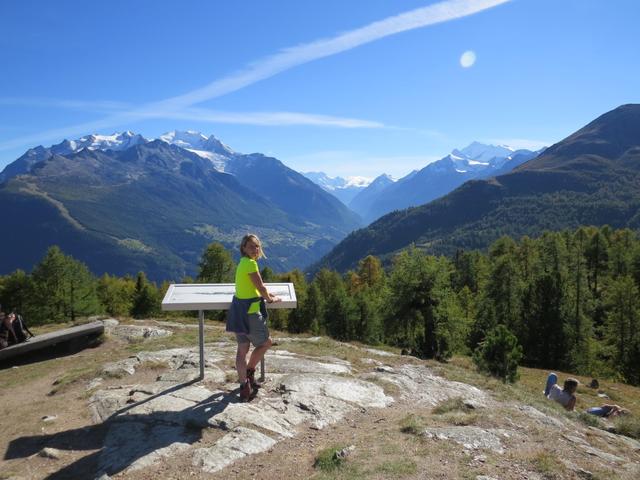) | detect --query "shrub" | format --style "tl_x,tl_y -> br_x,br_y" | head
473,324 -> 523,383
614,415 -> 640,440
313,445 -> 349,472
